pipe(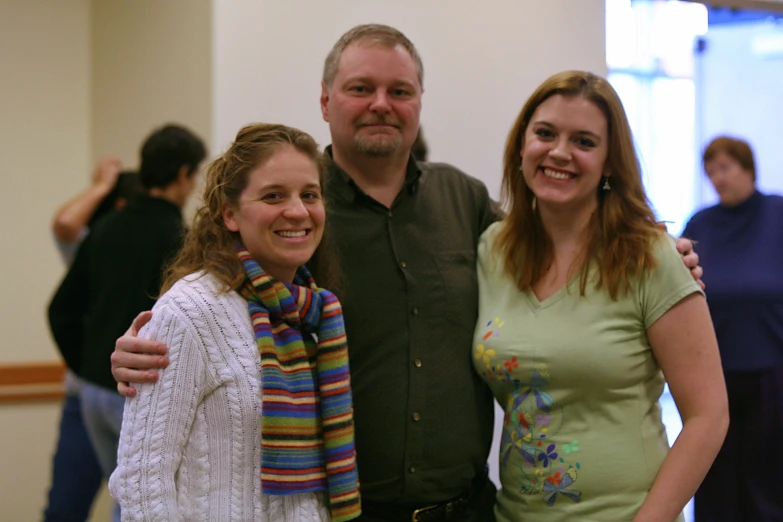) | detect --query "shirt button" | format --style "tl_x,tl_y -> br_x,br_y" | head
412,307 -> 419,315
388,211 -> 393,218
409,466 -> 416,473
412,412 -> 421,421
400,261 -> 407,268
414,359 -> 422,368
